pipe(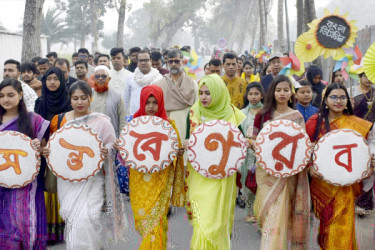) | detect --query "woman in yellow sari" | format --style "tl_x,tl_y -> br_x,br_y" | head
128,85 -> 185,249
306,83 -> 375,250
252,75 -> 310,249
185,74 -> 246,249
